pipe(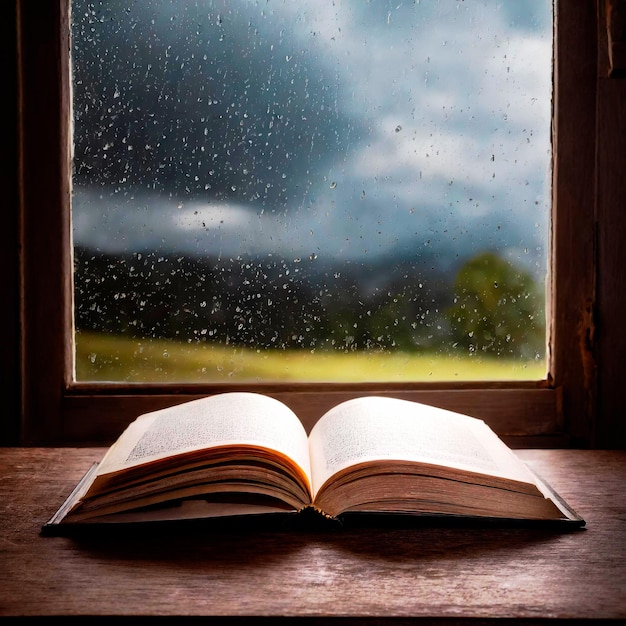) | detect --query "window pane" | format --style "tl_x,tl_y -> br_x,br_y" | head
71,0 -> 552,383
